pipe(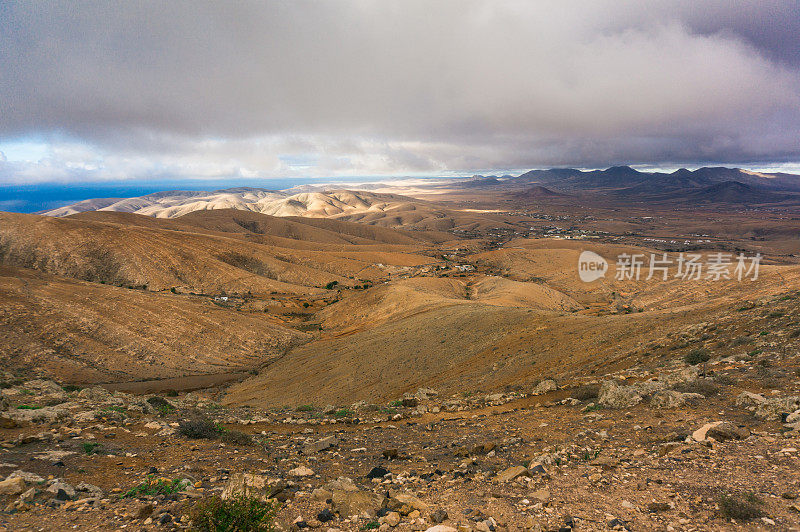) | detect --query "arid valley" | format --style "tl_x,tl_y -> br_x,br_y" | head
1,167 -> 800,531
